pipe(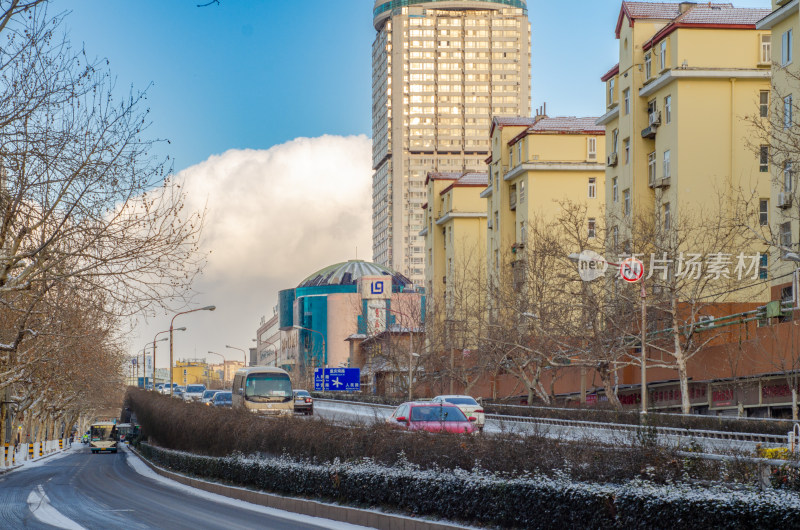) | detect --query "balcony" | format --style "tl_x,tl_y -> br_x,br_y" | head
649,176 -> 671,189
641,111 -> 661,139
